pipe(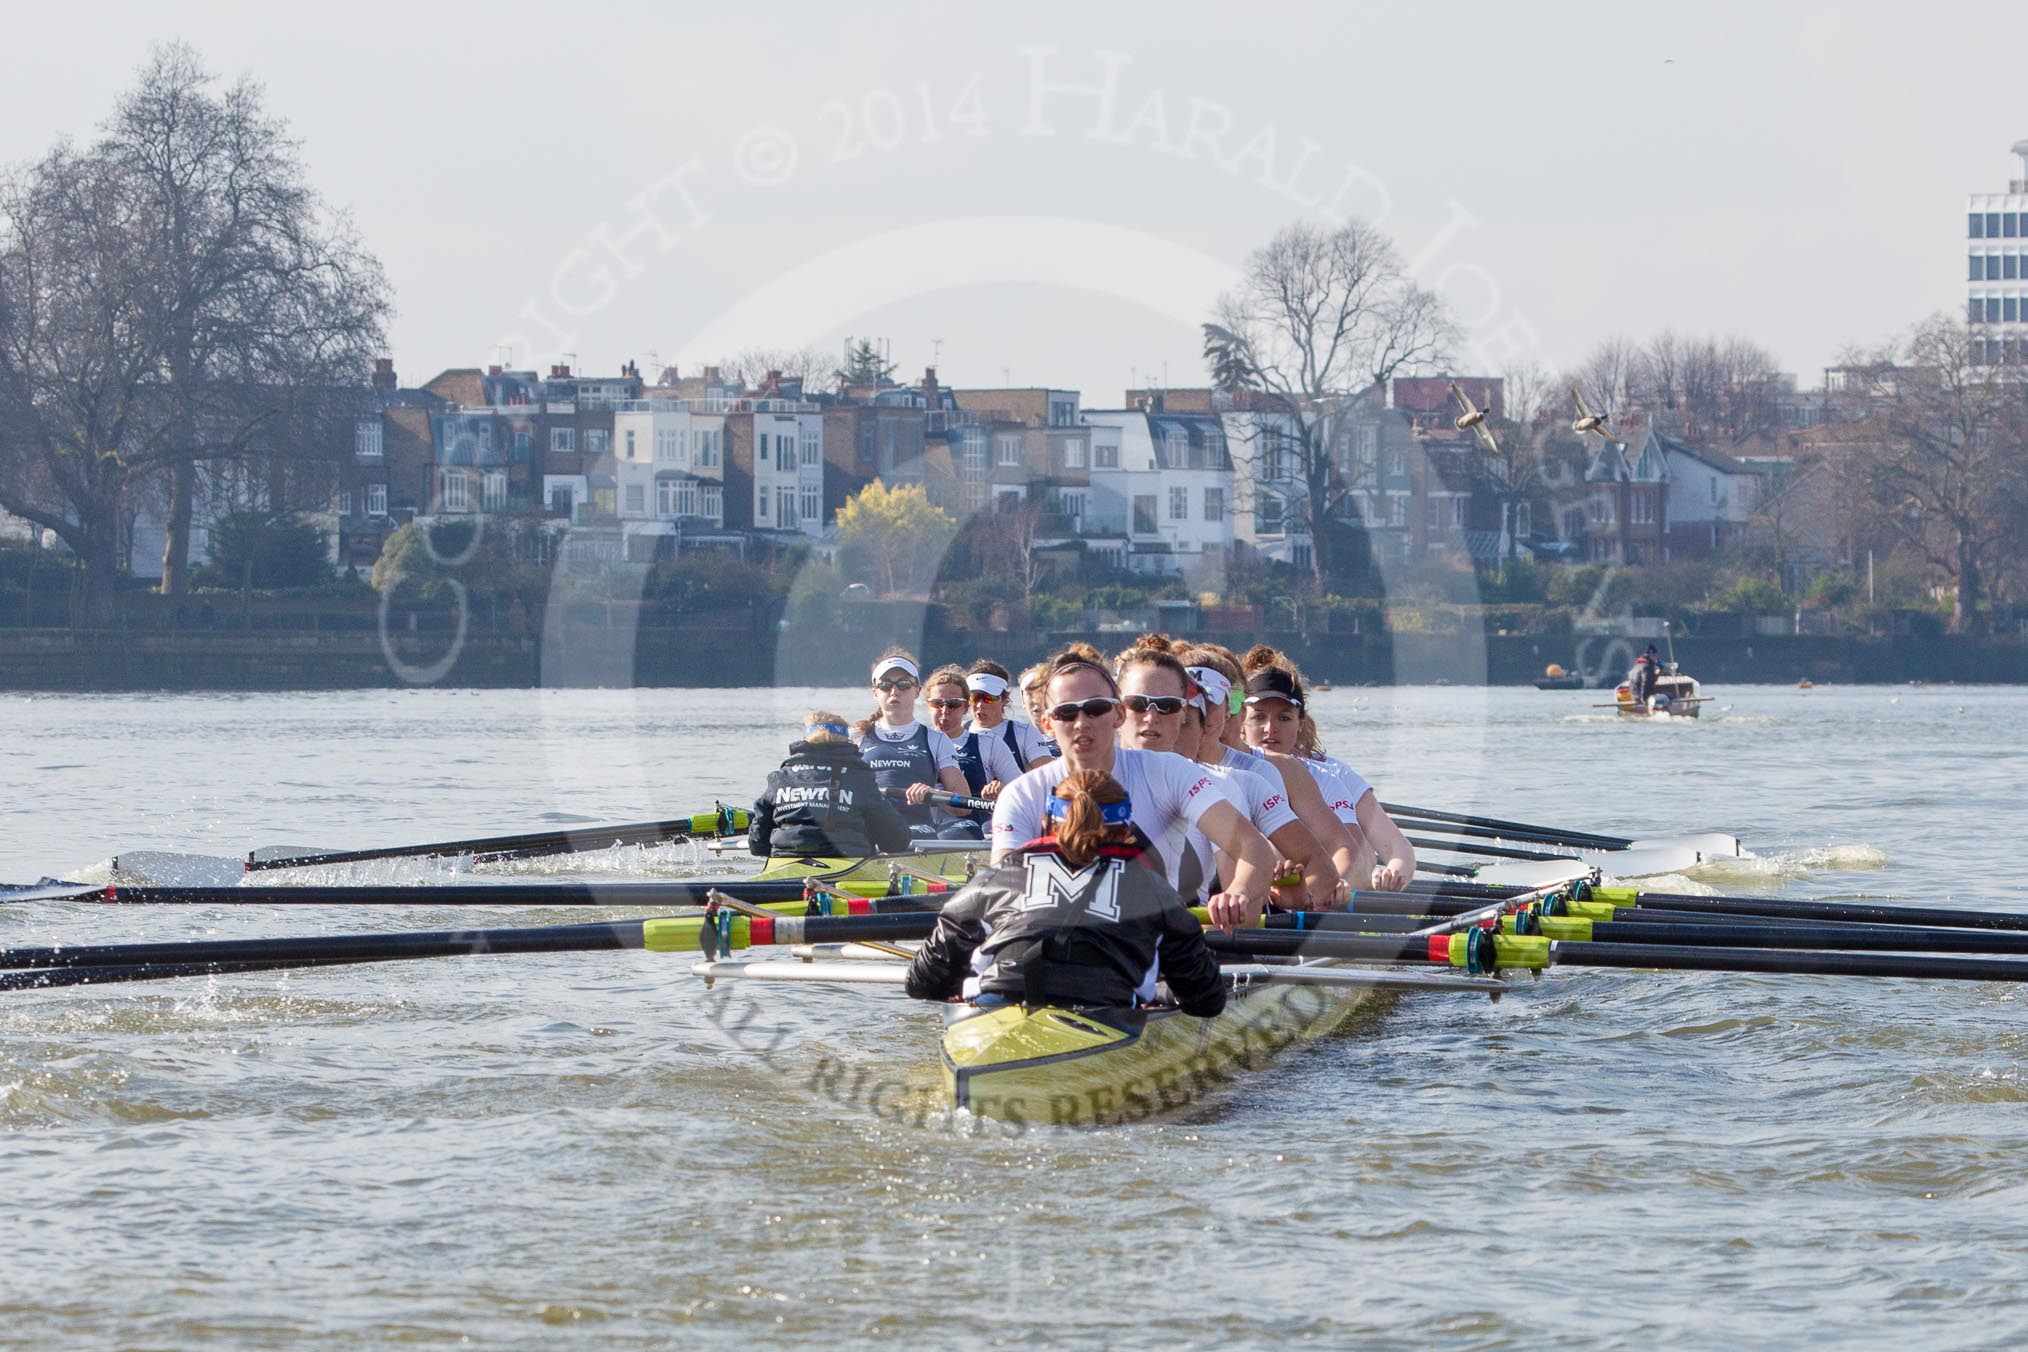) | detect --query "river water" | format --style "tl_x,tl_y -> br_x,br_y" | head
4,683 -> 2027,1347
